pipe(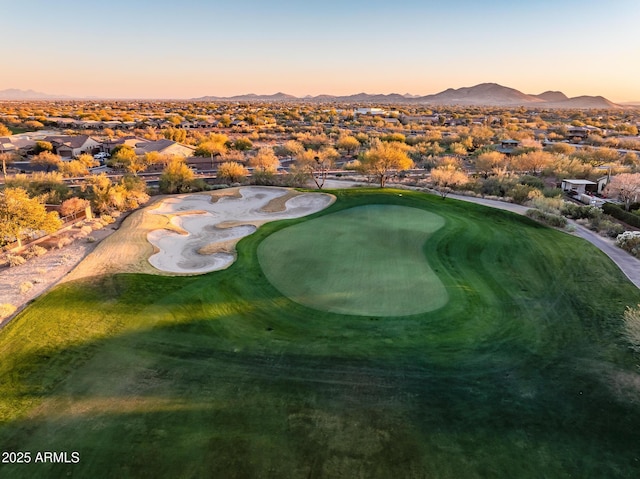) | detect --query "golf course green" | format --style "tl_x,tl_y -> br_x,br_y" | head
1,188 -> 640,478
258,204 -> 447,316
